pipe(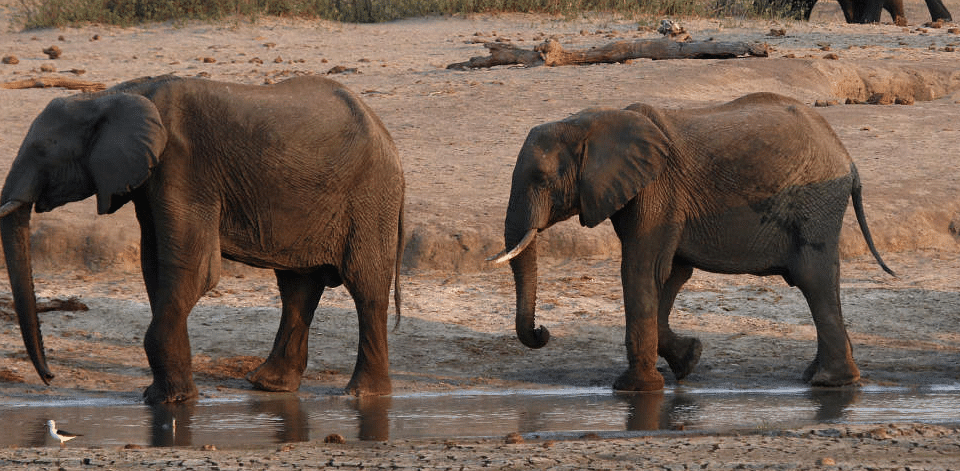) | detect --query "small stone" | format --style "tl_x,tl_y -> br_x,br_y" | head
324,433 -> 346,444
504,432 -> 524,444
40,63 -> 56,72
202,57 -> 216,63
200,444 -> 217,451
823,53 -> 839,60
42,45 -> 62,59
817,457 -> 836,466
768,28 -> 786,36
1,55 -> 18,64
90,34 -> 101,41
